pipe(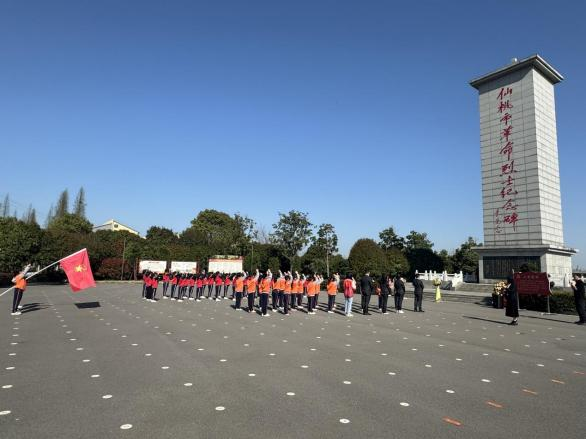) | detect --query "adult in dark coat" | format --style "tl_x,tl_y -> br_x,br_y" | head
412,274 -> 425,312
394,276 -> 406,313
379,274 -> 391,314
360,272 -> 374,315
505,276 -> 519,325
570,274 -> 586,325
